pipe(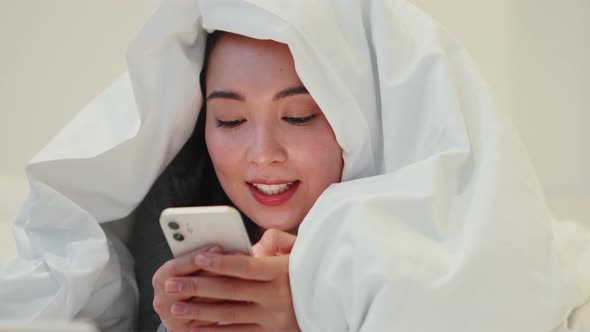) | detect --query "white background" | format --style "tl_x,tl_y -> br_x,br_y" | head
0,1 -> 588,257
